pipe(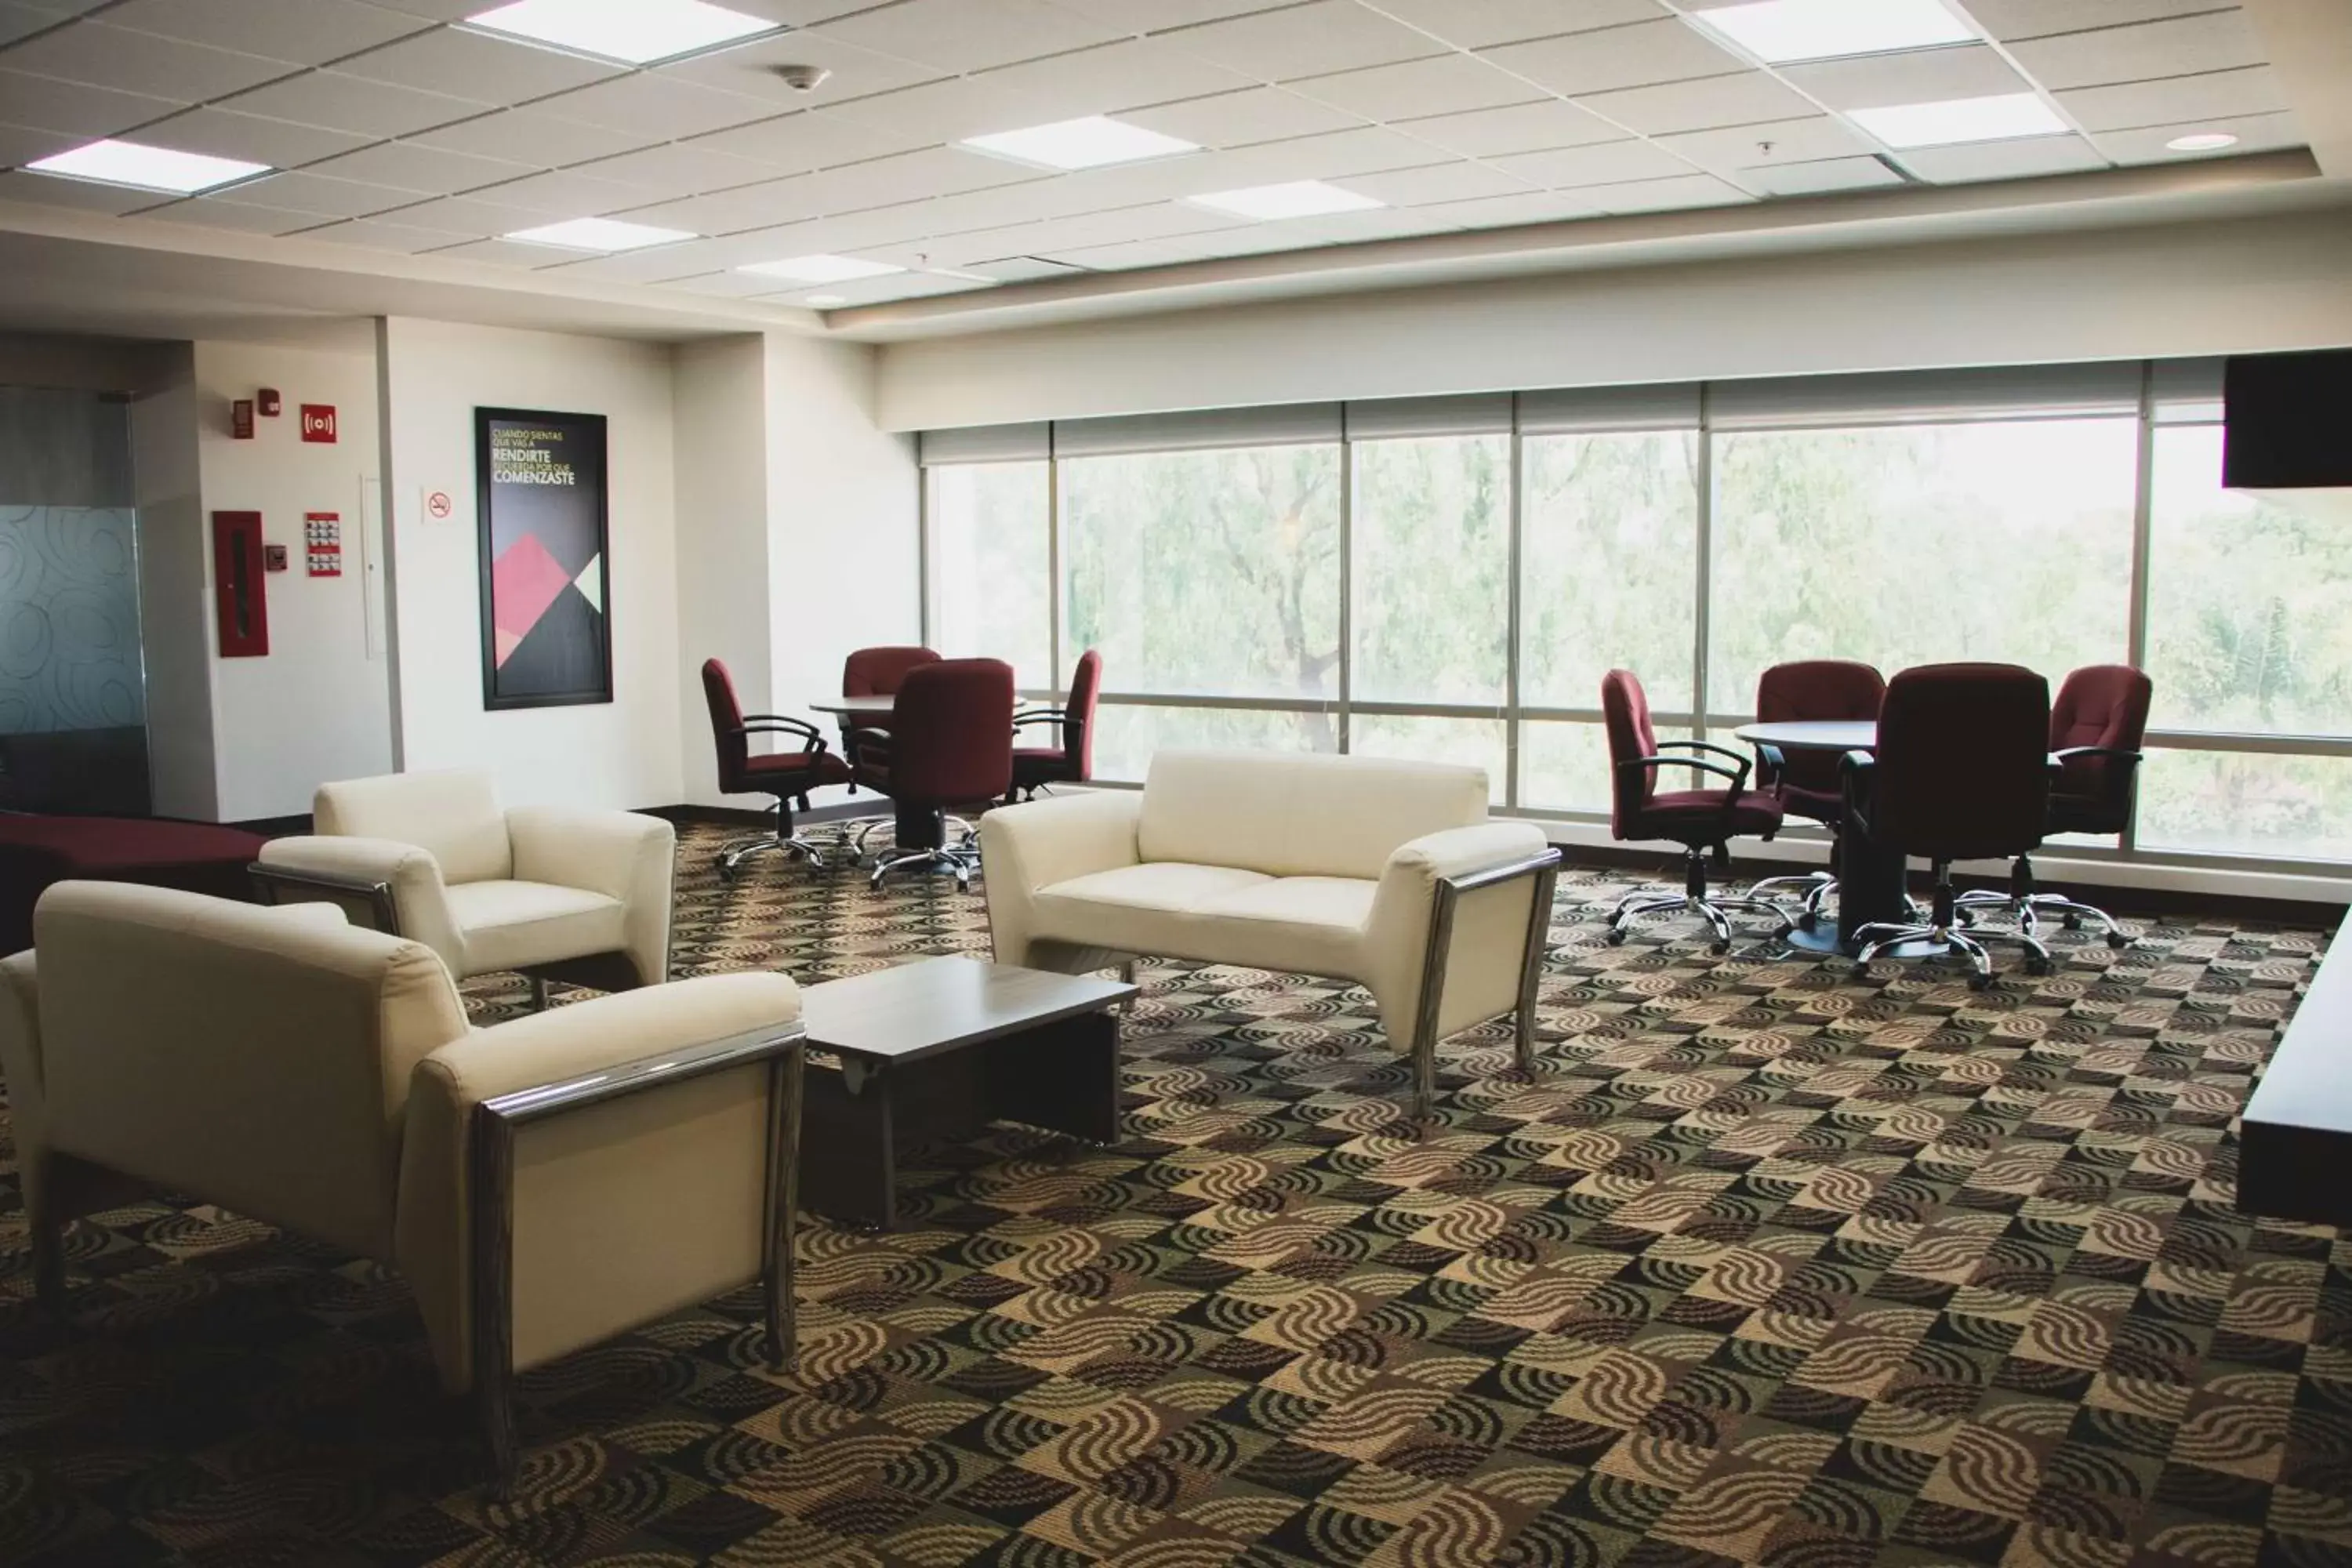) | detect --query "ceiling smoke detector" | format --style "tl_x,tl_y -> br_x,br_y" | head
771,63 -> 830,91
